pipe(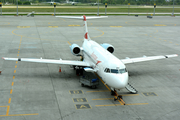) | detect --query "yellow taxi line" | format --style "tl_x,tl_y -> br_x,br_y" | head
87,90 -> 109,92
96,103 -> 148,107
